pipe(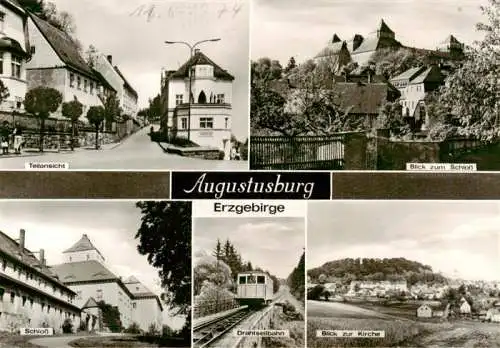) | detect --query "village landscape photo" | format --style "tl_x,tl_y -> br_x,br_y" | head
192,216 -> 305,348
250,0 -> 500,170
0,200 -> 191,348
307,200 -> 500,347
0,0 -> 249,169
